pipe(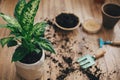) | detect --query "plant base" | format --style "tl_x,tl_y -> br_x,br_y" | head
15,51 -> 45,80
